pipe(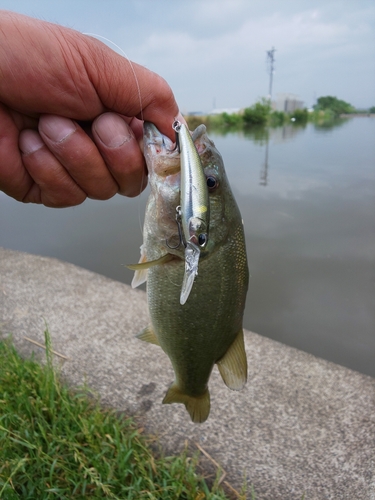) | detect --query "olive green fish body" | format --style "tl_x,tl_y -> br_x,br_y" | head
148,220 -> 248,390
131,122 -> 249,423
